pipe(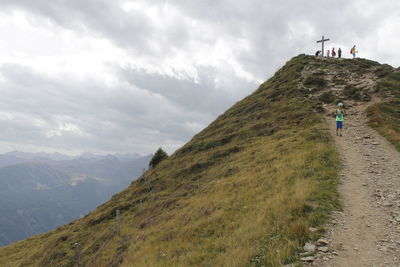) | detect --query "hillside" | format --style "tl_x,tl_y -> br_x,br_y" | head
367,70 -> 400,151
0,55 -> 398,267
0,154 -> 151,247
